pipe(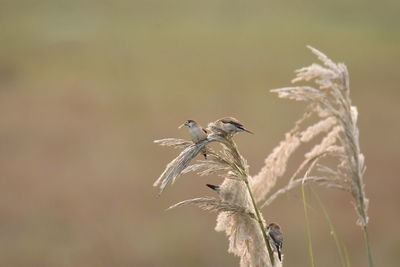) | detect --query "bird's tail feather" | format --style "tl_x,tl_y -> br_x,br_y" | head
239,126 -> 254,134
206,184 -> 220,191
